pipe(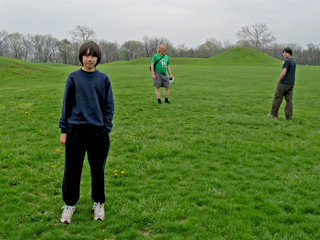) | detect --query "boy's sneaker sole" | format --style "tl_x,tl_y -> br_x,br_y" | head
60,205 -> 75,224
267,114 -> 278,119
92,203 -> 105,221
61,219 -> 71,224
